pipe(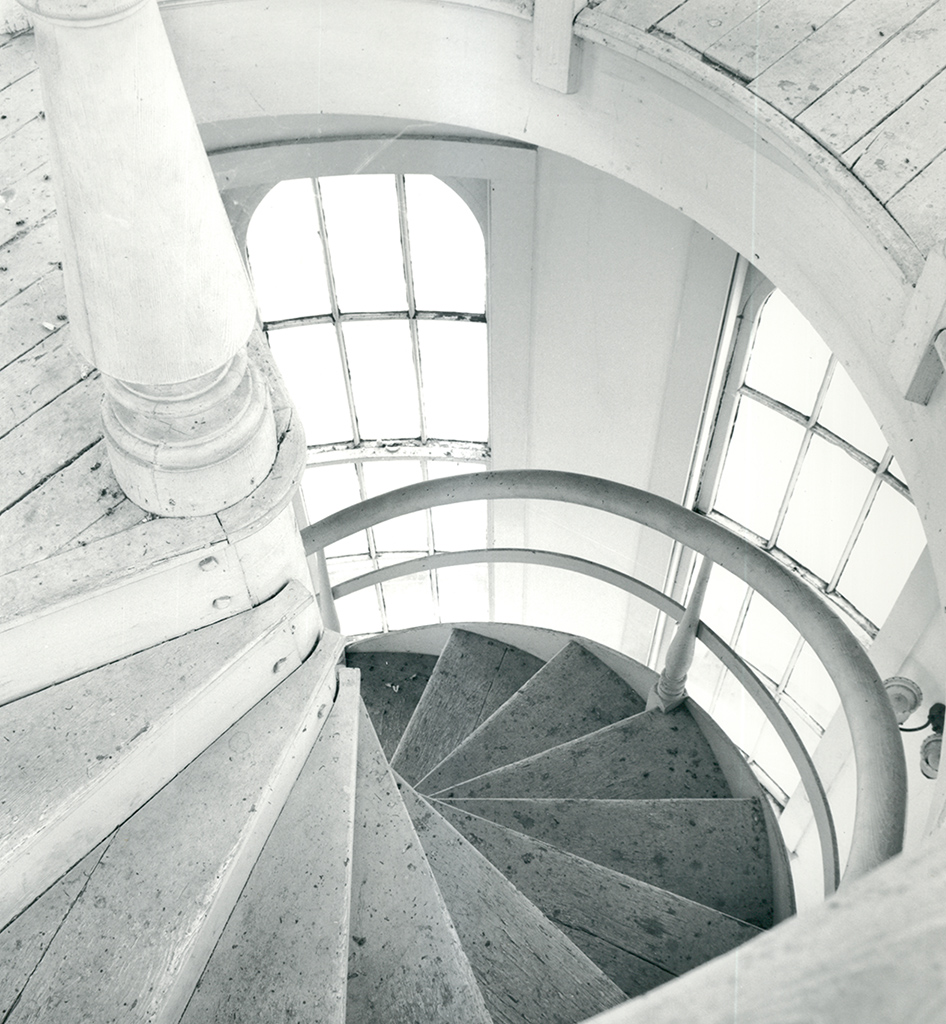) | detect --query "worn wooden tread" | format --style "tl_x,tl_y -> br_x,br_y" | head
345,649 -> 439,758
438,796 -> 774,926
180,668 -> 362,1024
429,799 -> 762,982
417,641 -> 646,794
433,706 -> 731,801
4,637 -> 340,1024
400,782 -> 625,1024
391,628 -> 543,784
0,581 -> 328,931
346,703 -> 491,1024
